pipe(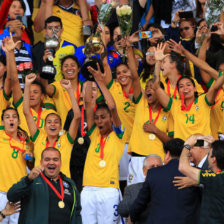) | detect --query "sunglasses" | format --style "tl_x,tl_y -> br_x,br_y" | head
179,26 -> 191,32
